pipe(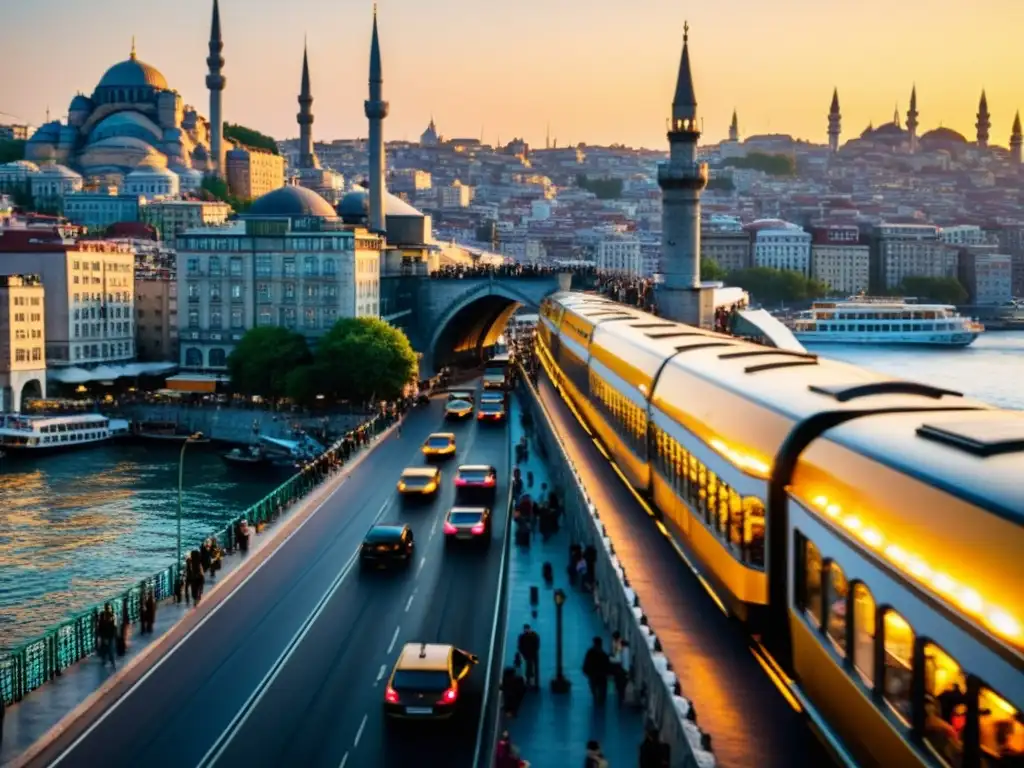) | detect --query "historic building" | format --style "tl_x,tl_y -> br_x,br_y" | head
0,274 -> 47,412
140,198 -> 231,240
135,266 -> 178,362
